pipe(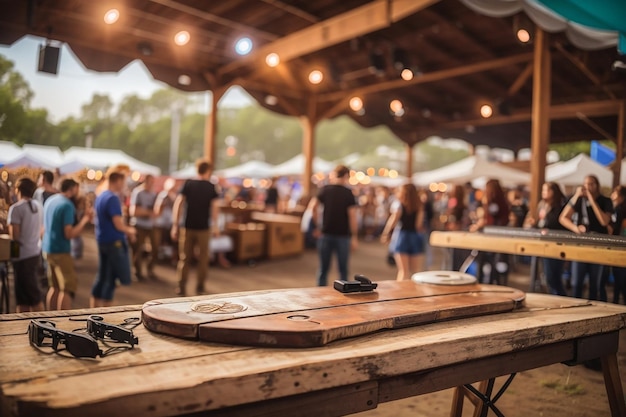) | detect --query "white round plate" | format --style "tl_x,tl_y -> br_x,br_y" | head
411,270 -> 477,285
